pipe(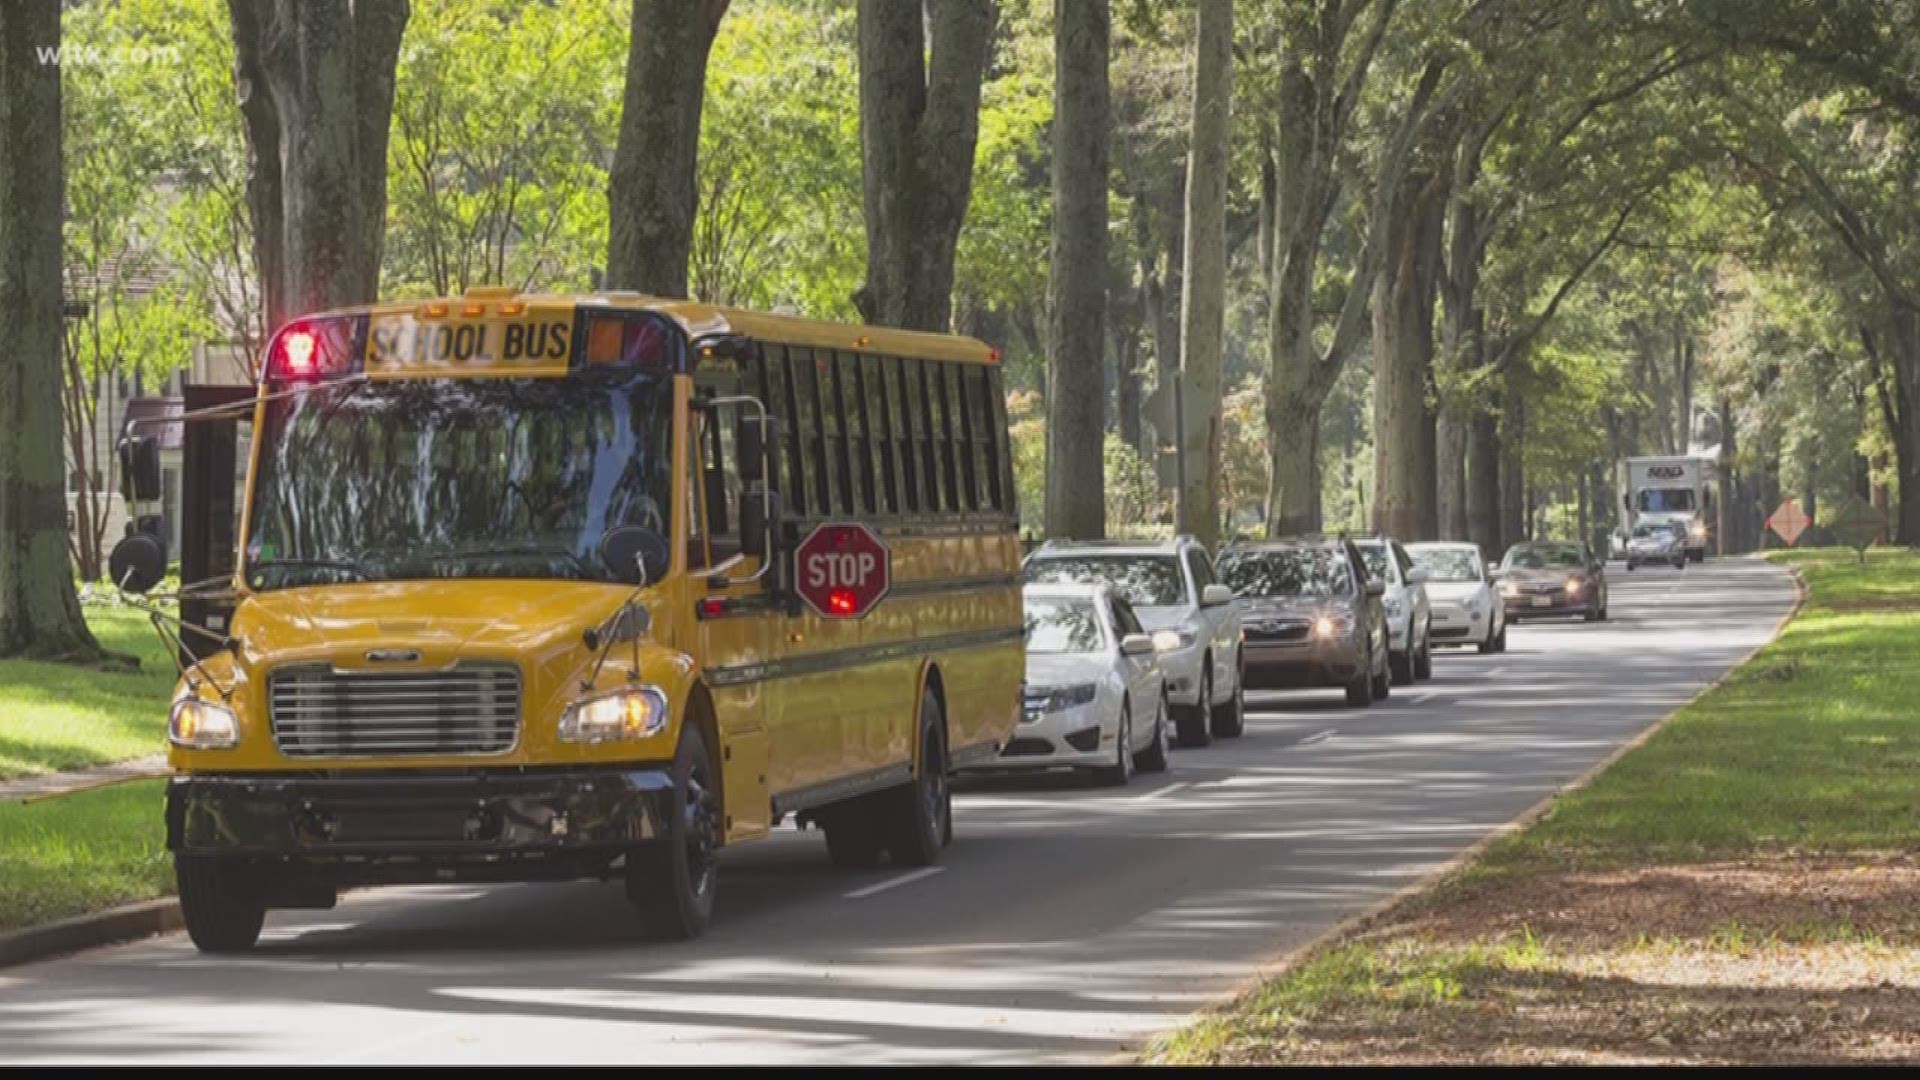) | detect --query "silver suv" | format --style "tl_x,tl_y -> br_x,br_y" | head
1023,536 -> 1245,747
1353,536 -> 1433,686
